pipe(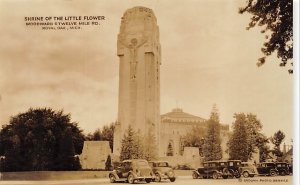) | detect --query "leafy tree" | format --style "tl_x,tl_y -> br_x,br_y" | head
92,129 -> 102,141
245,113 -> 263,160
105,155 -> 113,171
0,108 -> 85,171
228,113 -> 267,161
202,105 -> 222,161
120,125 -> 143,161
54,128 -> 81,170
182,126 -> 206,156
142,127 -> 158,161
256,133 -> 270,162
271,130 -> 285,159
240,0 -> 293,73
85,123 -> 115,151
228,113 -> 249,161
101,123 -> 115,151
